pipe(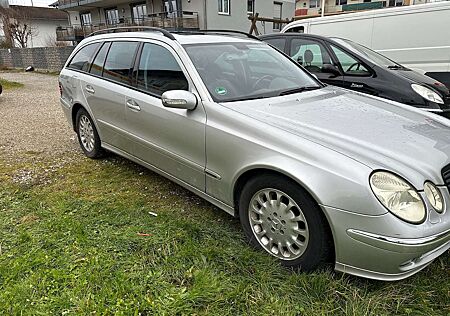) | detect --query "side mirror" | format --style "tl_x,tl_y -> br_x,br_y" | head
322,64 -> 341,77
161,90 -> 197,110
